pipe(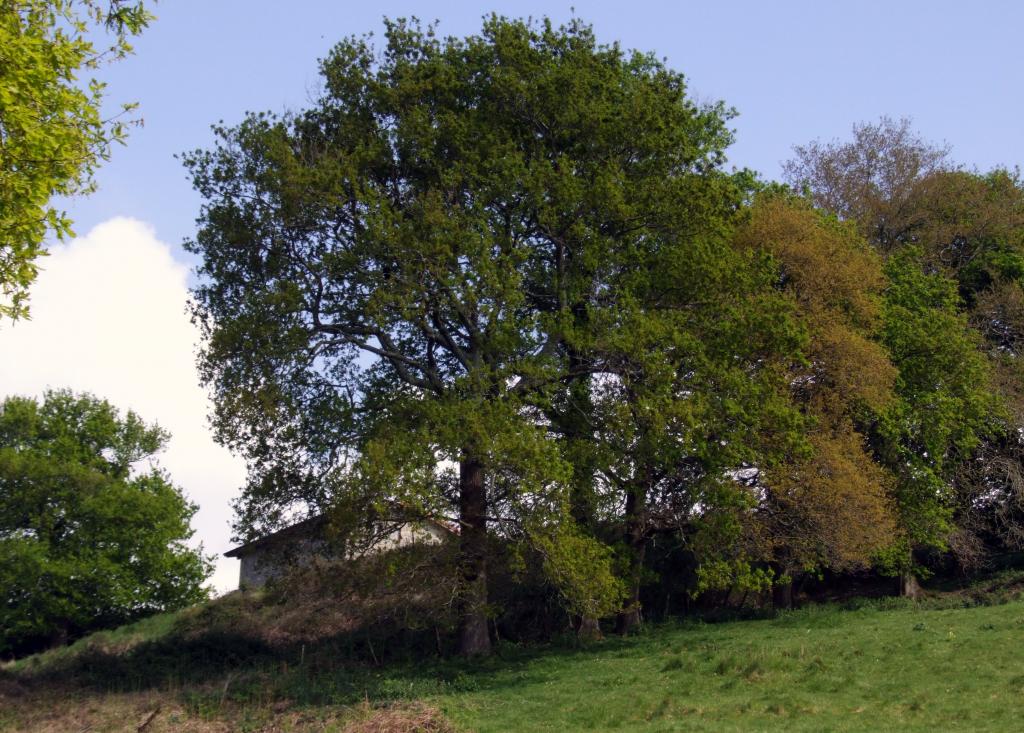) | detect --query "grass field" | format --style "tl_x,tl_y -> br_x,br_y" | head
441,599 -> 1024,732
4,580 -> 1024,731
